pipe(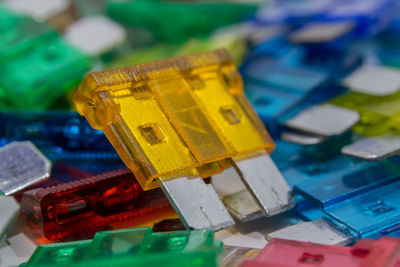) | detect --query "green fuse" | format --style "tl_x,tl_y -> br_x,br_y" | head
22,228 -> 223,267
0,35 -> 91,110
0,4 -> 55,58
106,0 -> 258,43
331,90 -> 400,136
109,30 -> 247,68
331,65 -> 400,136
